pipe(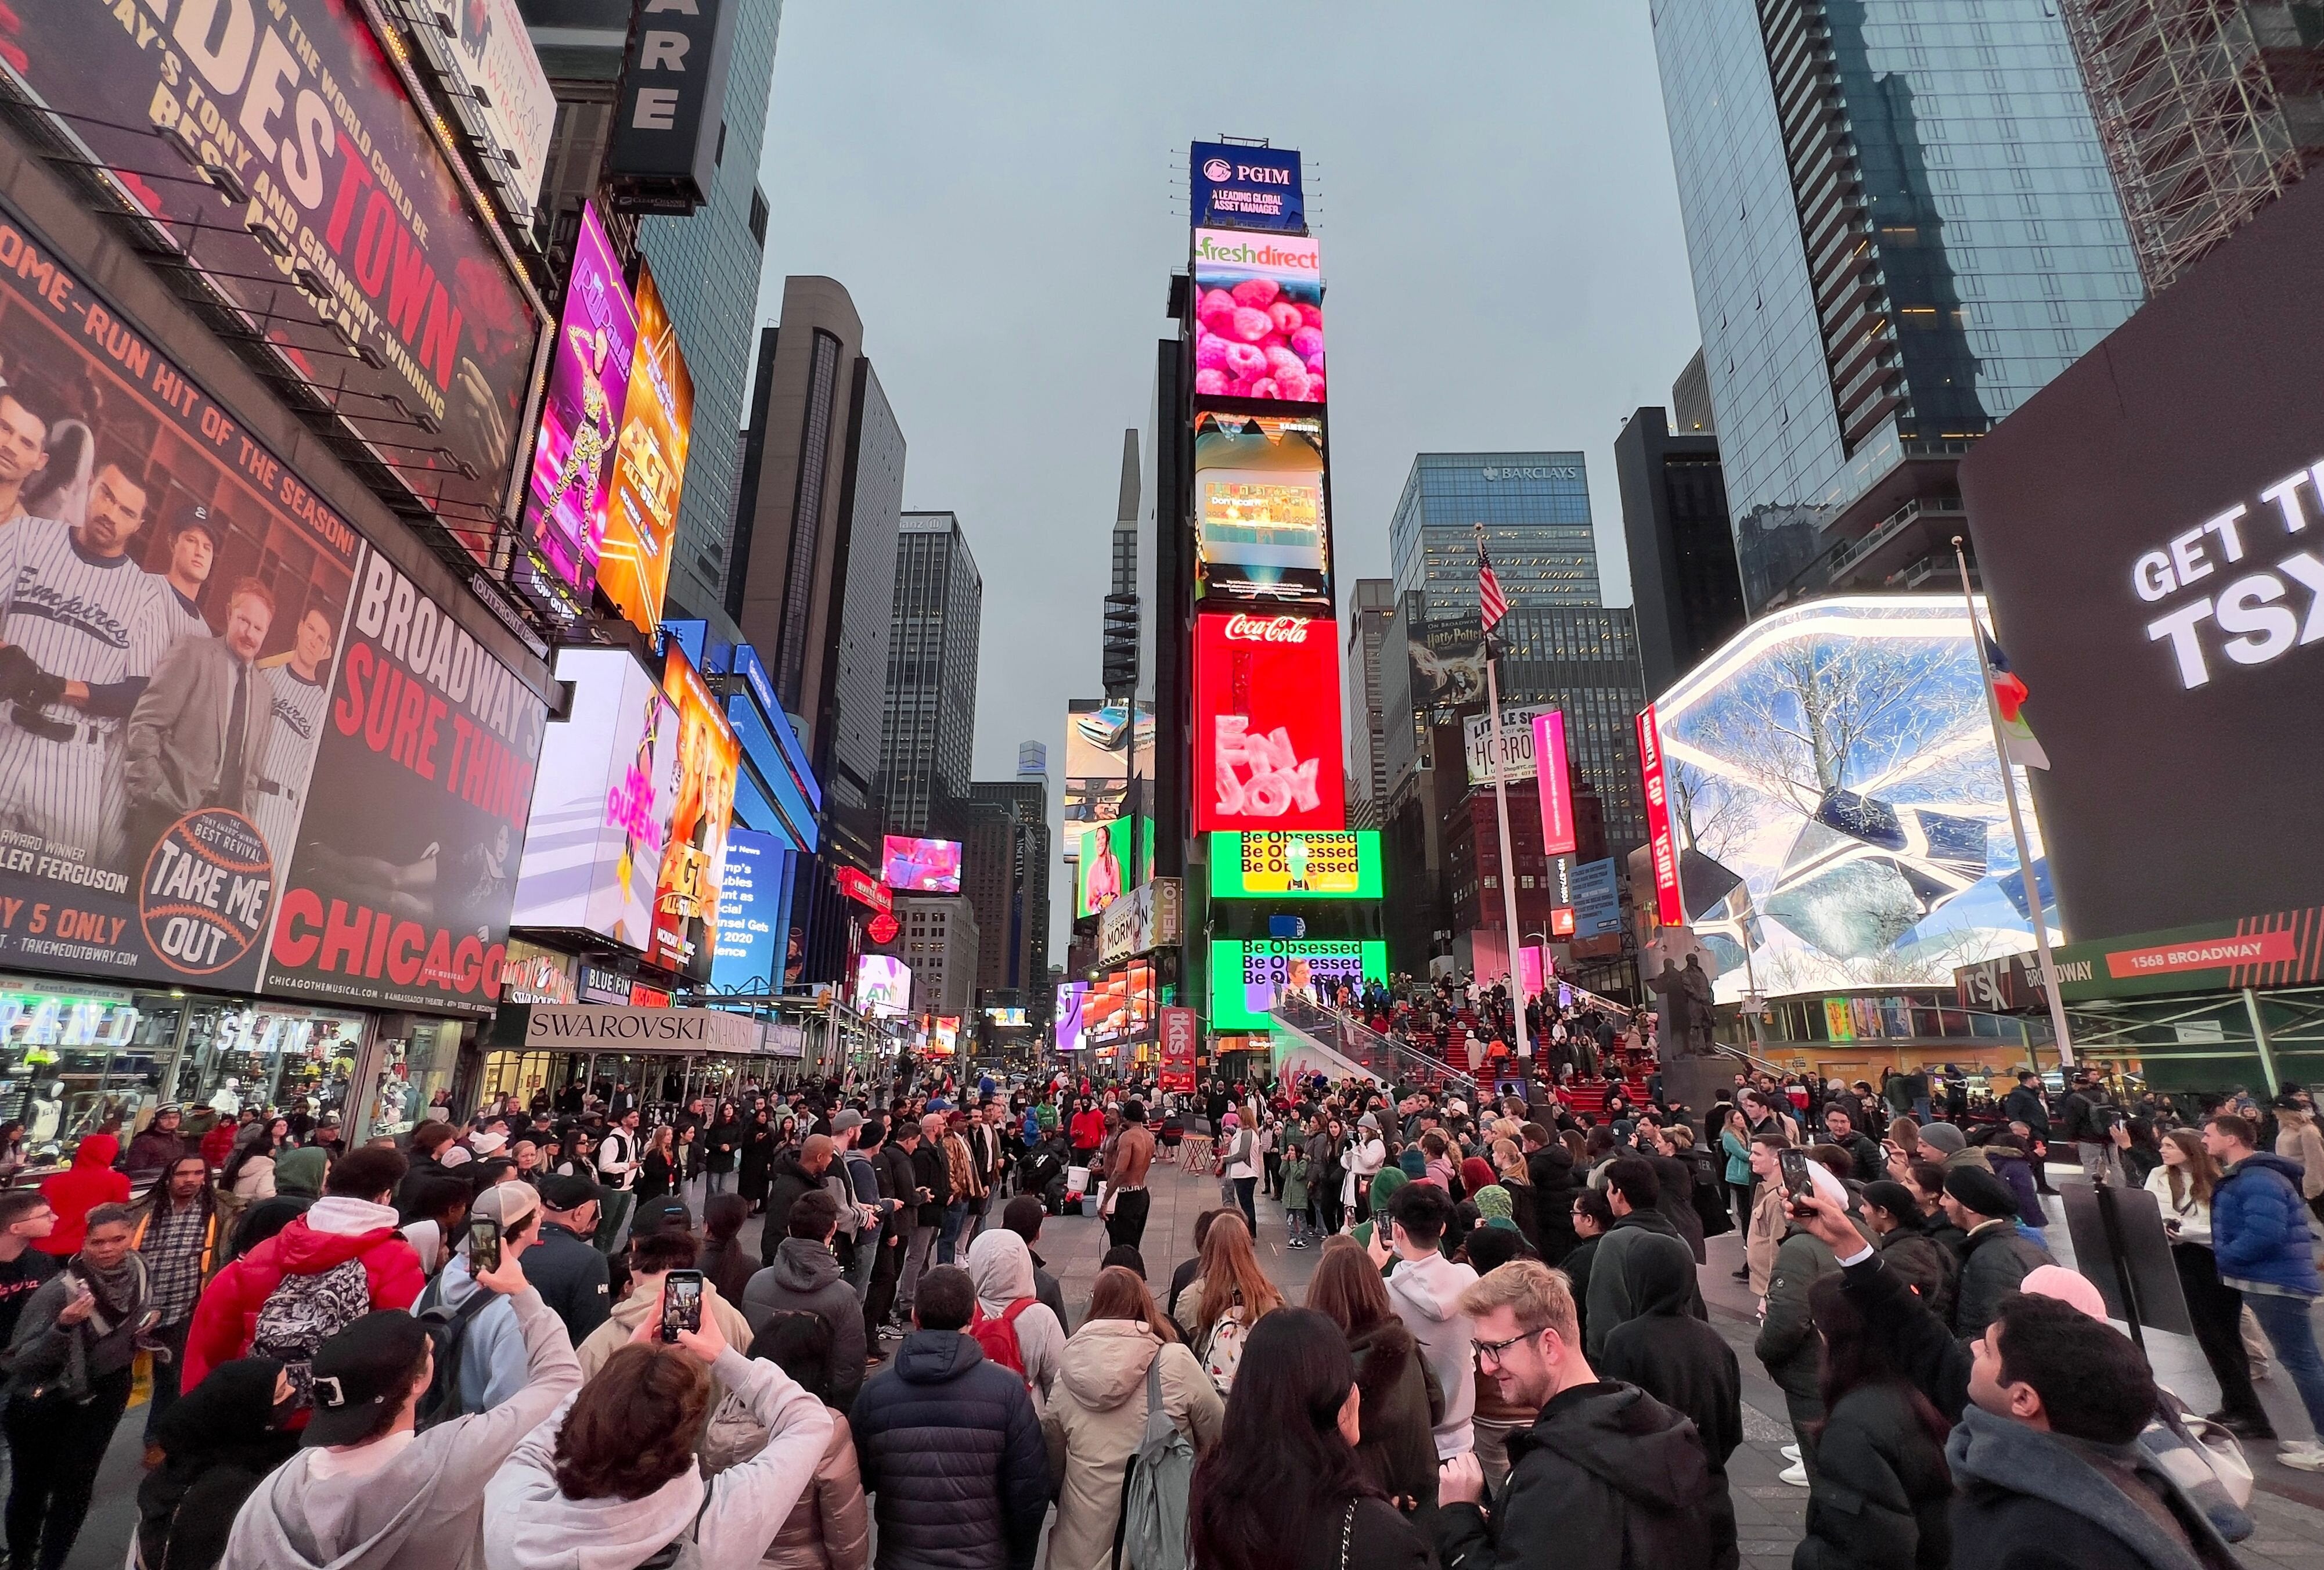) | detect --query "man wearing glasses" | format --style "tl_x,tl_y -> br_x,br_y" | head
1436,1259 -> 1727,1570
